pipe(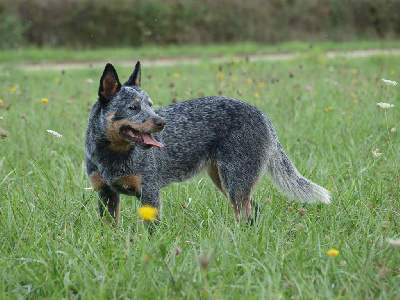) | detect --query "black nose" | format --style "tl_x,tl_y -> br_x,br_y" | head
153,118 -> 166,129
